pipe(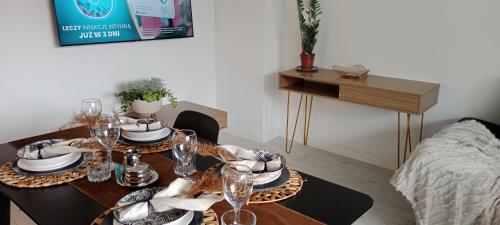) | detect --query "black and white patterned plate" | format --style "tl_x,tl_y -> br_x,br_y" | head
113,187 -> 188,225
